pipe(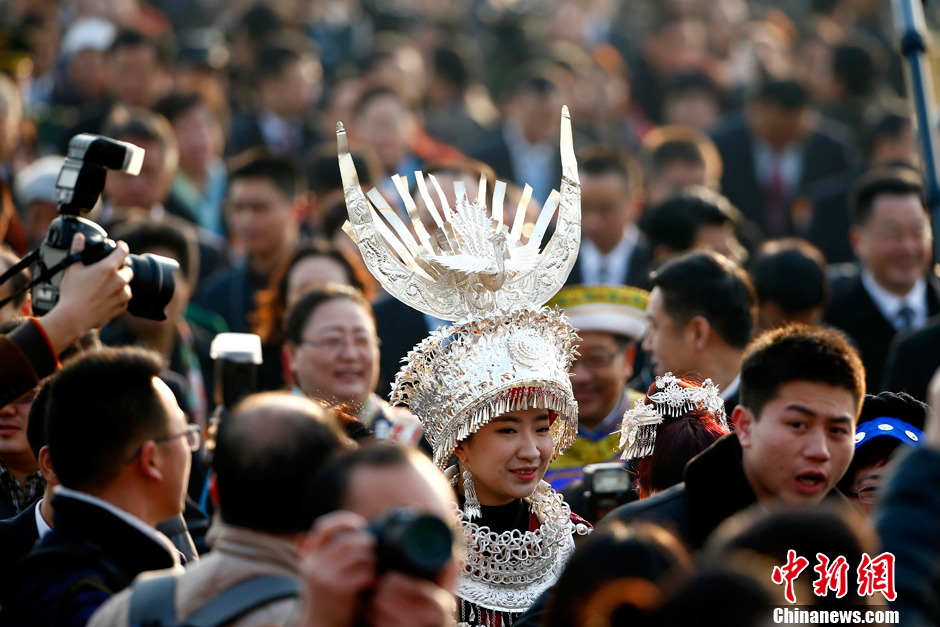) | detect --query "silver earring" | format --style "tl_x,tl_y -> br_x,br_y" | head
463,469 -> 481,521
